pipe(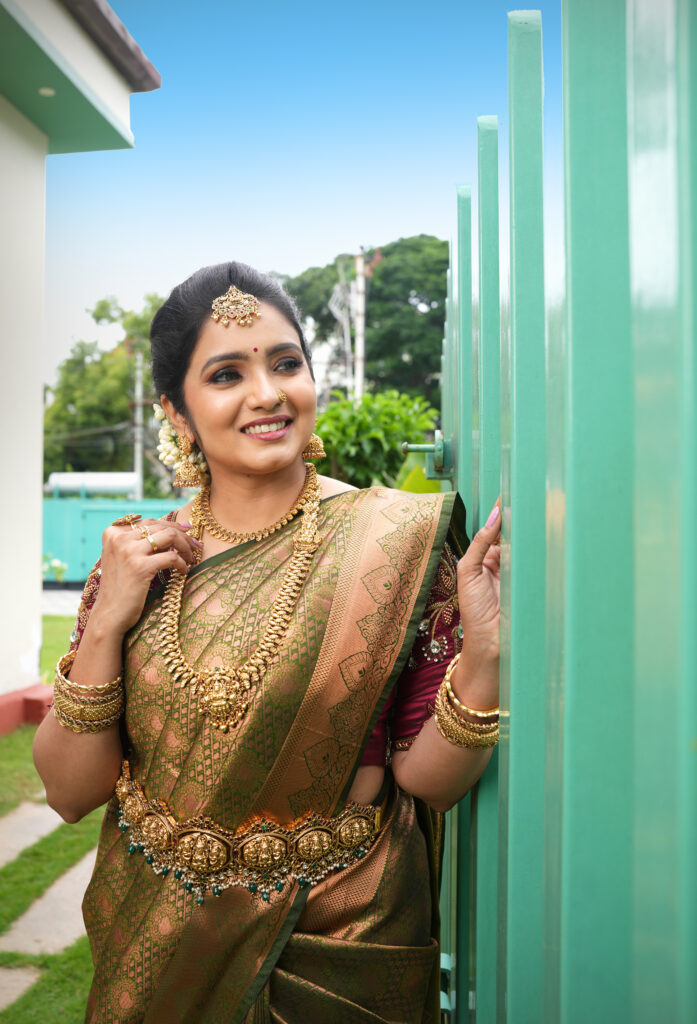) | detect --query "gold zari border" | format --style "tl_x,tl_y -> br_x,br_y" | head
115,761 -> 382,904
